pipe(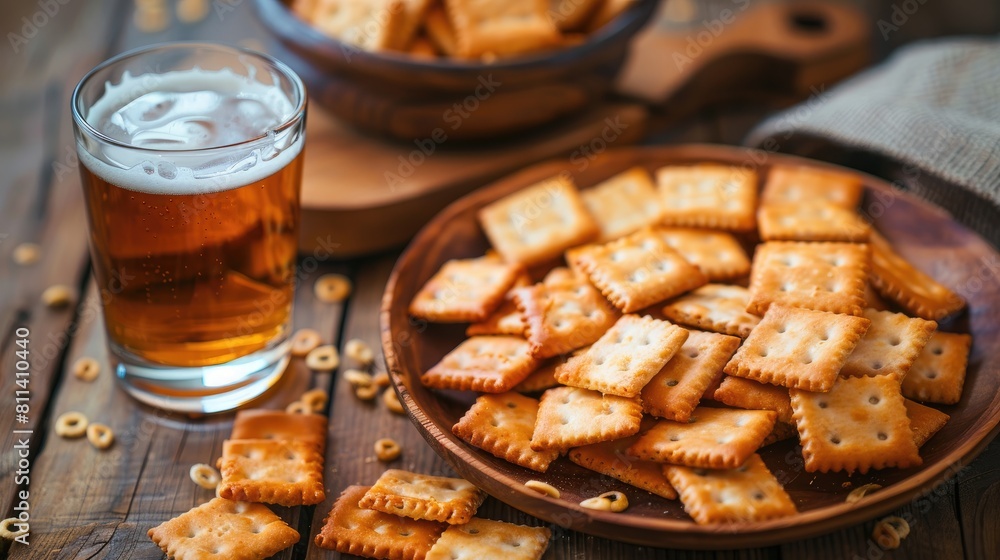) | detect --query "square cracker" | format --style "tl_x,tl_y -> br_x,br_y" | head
425,518 -> 551,560
512,277 -> 619,358
446,0 -> 561,58
724,304 -> 871,392
757,202 -> 871,243
761,165 -> 863,209
901,331 -> 972,405
904,399 -> 950,448
478,175 -> 598,267
869,230 -> 966,320
656,228 -> 751,281
409,255 -> 523,323
662,284 -> 760,338
747,241 -> 870,316
664,453 -> 797,525
421,336 -> 540,393
308,0 -> 408,51
713,375 -> 793,424
569,228 -> 707,313
656,164 -> 758,231
148,497 -> 299,560
790,375 -> 922,474
568,420 -> 678,500
580,167 -> 662,242
218,439 -> 325,506
315,485 -> 445,559
549,0 -> 604,31
230,409 -> 327,452
530,386 -> 642,451
453,392 -> 560,472
513,356 -> 567,393
466,273 -> 531,336
424,5 -> 457,55
555,314 -> 689,398
841,309 -> 937,379
627,407 -> 777,469
360,469 -> 486,525
640,330 -> 741,422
